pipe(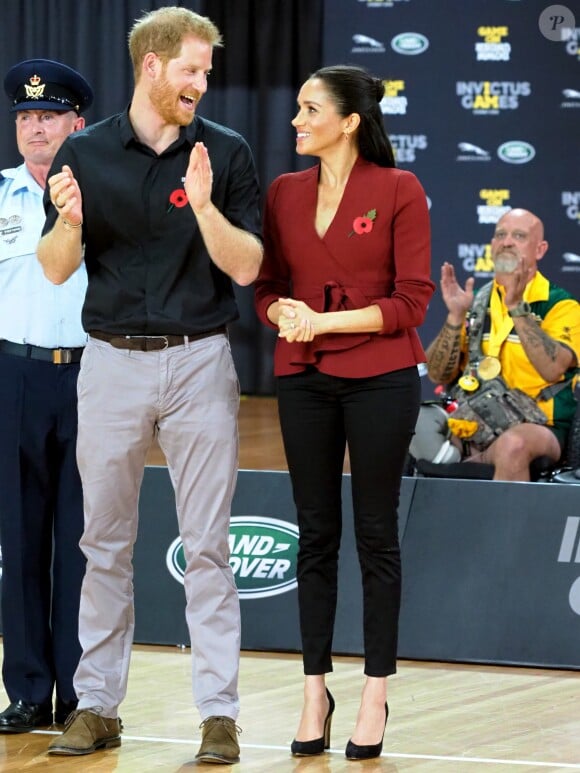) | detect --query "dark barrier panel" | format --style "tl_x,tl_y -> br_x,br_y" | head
133,467 -> 580,671
133,467 -> 415,656
398,478 -> 580,669
3,468 -> 575,669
